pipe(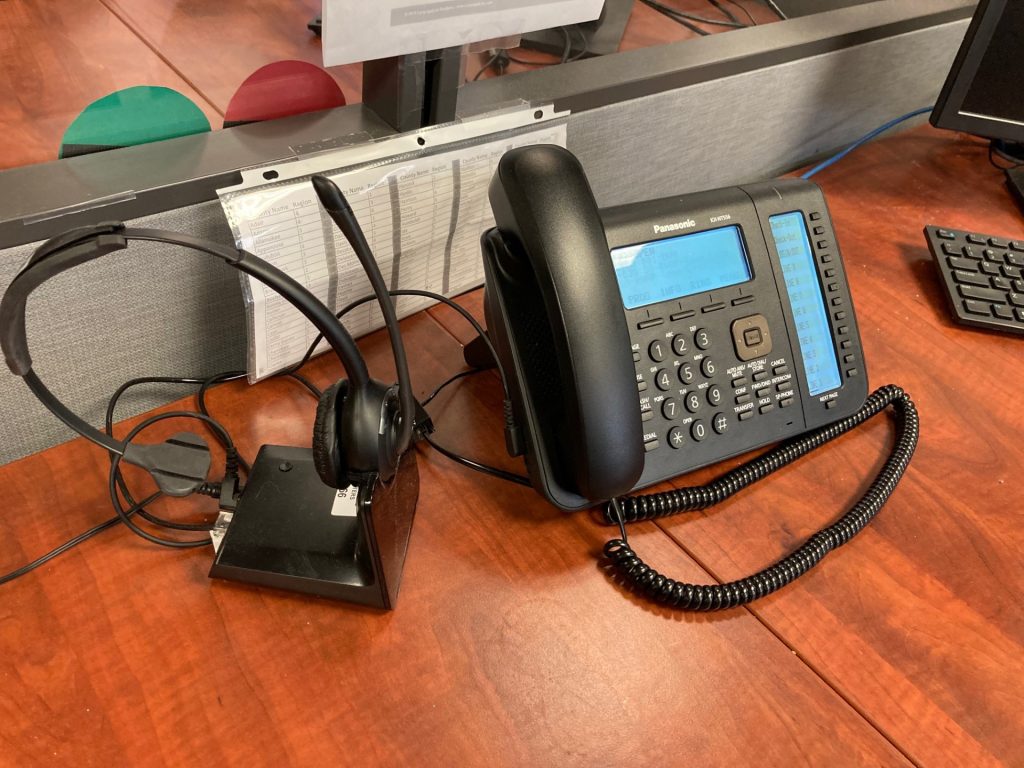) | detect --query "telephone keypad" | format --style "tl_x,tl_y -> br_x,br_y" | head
632,299 -> 798,463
